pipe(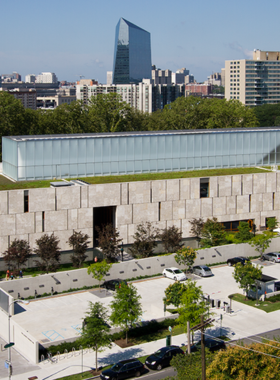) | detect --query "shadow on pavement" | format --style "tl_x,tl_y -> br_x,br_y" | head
99,347 -> 144,366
